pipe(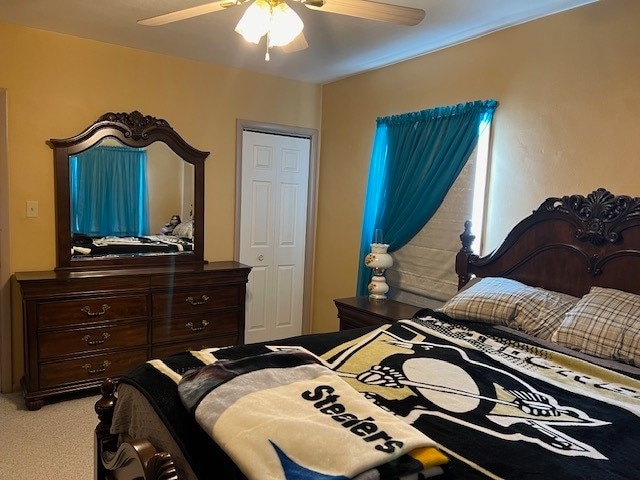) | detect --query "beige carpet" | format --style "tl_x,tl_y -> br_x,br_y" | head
0,391 -> 101,480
